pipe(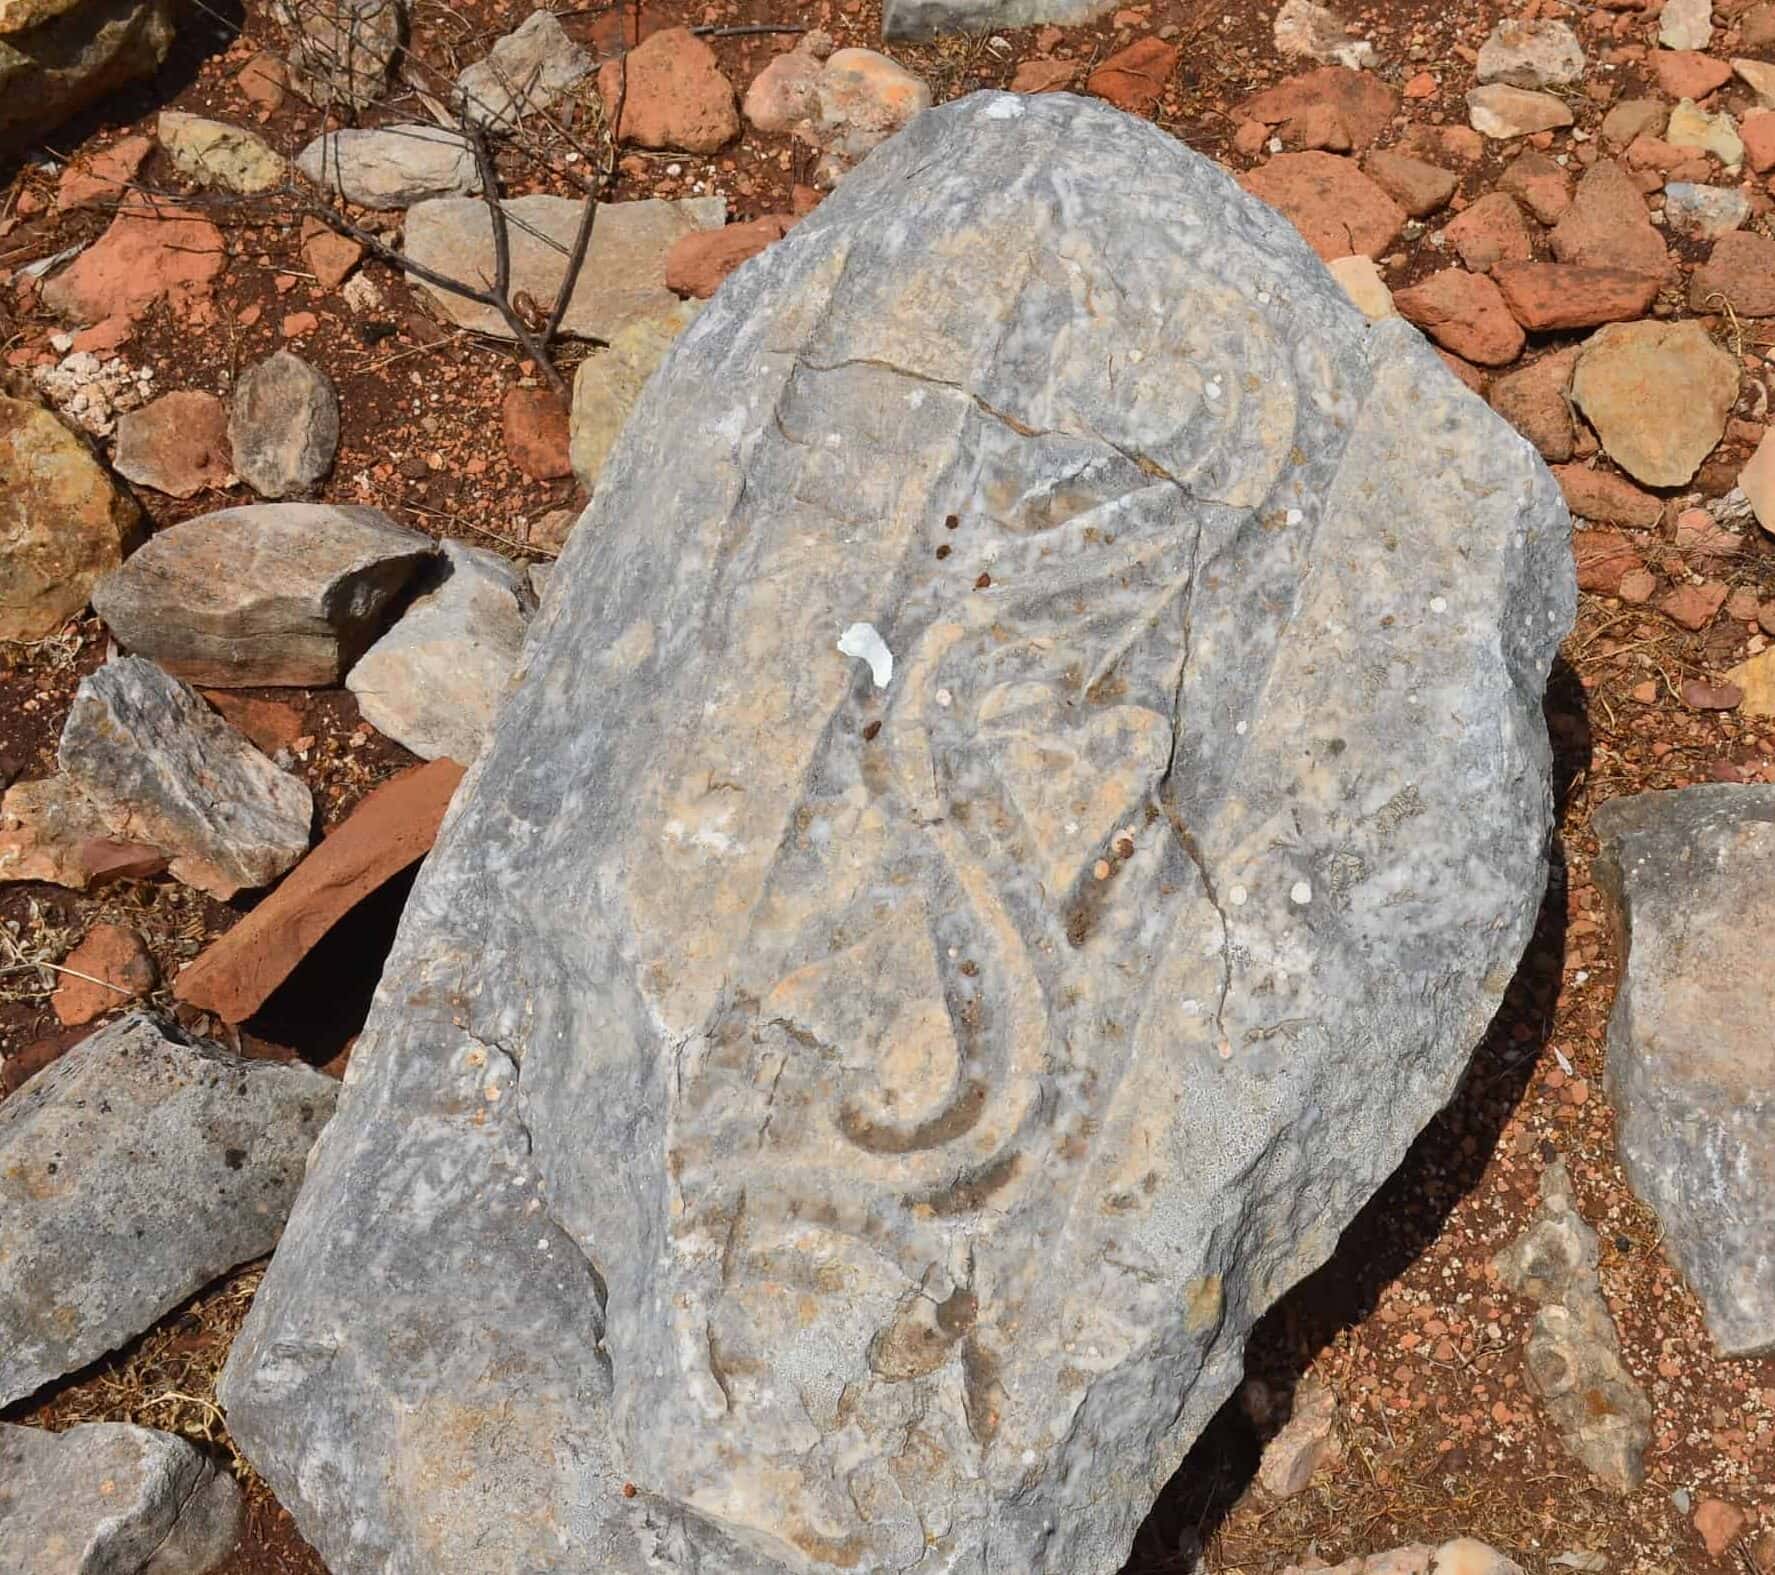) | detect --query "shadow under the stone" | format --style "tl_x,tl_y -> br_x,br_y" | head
1121,657 -> 1590,1573
242,860 -> 418,1070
